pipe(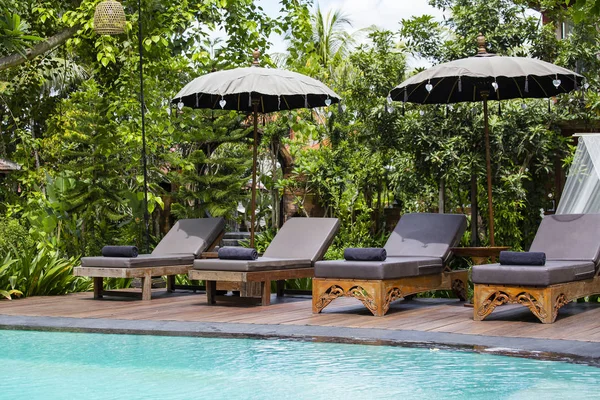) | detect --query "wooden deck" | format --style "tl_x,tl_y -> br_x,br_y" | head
2,289 -> 600,344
